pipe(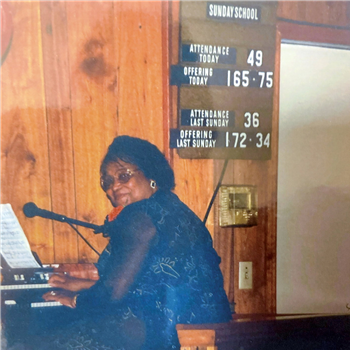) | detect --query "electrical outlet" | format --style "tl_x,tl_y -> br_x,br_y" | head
239,261 -> 253,289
